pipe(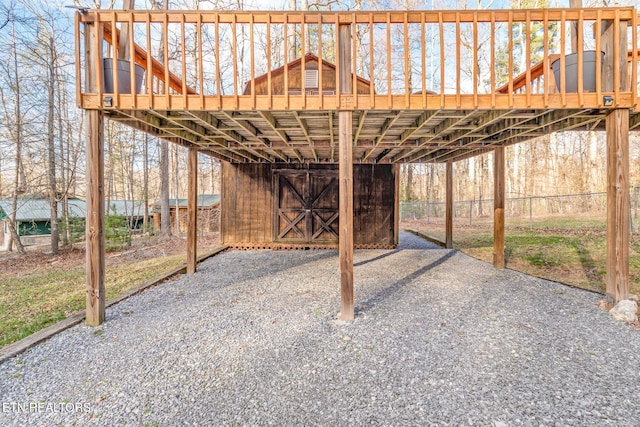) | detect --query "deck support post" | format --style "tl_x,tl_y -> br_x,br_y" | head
393,163 -> 400,247
493,146 -> 505,269
445,161 -> 453,249
338,23 -> 354,321
602,13 -> 630,304
605,109 -> 630,304
187,147 -> 198,275
85,20 -> 105,326
86,110 -> 105,326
